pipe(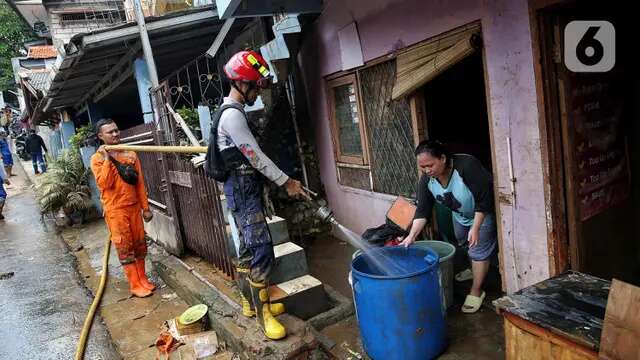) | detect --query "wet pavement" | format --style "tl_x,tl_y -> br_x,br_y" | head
60,221 -> 191,359
16,158 -> 193,359
0,164 -> 120,359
